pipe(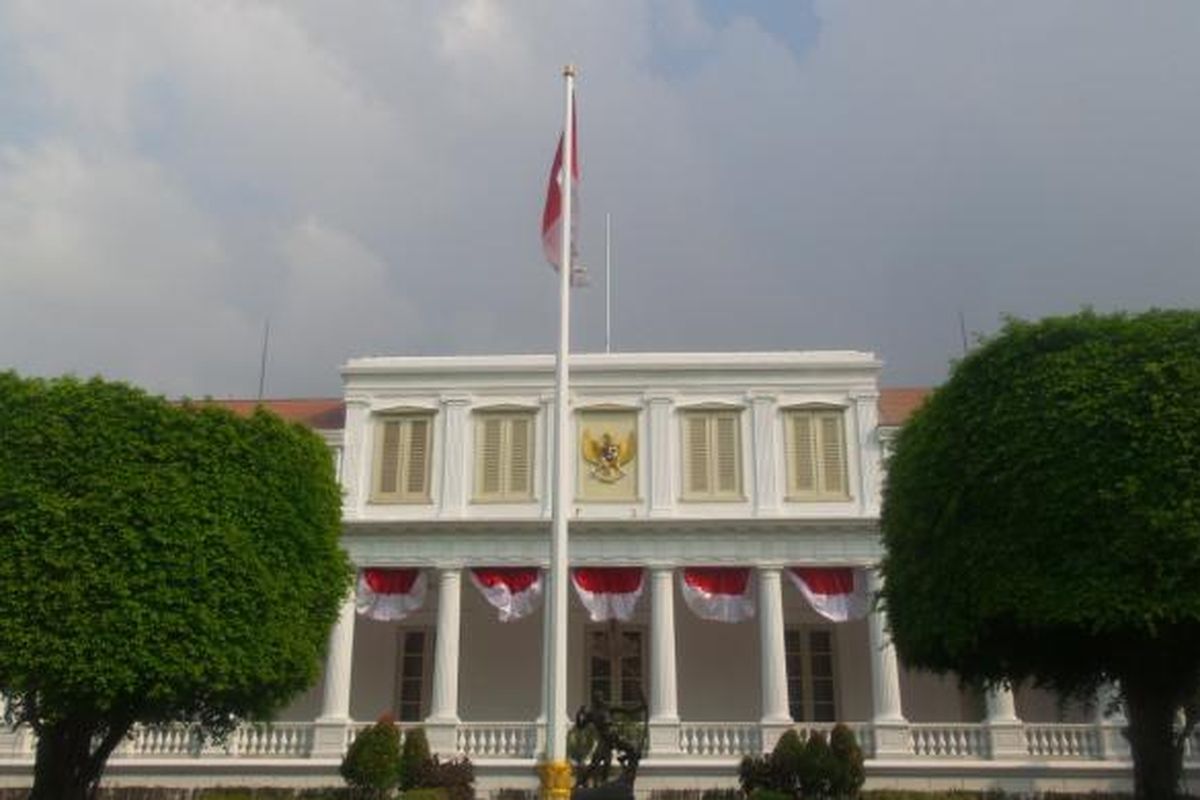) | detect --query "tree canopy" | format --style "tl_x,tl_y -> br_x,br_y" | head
0,373 -> 351,799
880,310 -> 1200,799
